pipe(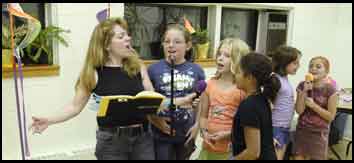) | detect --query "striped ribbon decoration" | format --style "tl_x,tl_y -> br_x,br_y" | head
7,3 -> 41,160
96,3 -> 111,23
